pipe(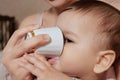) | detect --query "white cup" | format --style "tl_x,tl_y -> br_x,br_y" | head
26,27 -> 64,57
